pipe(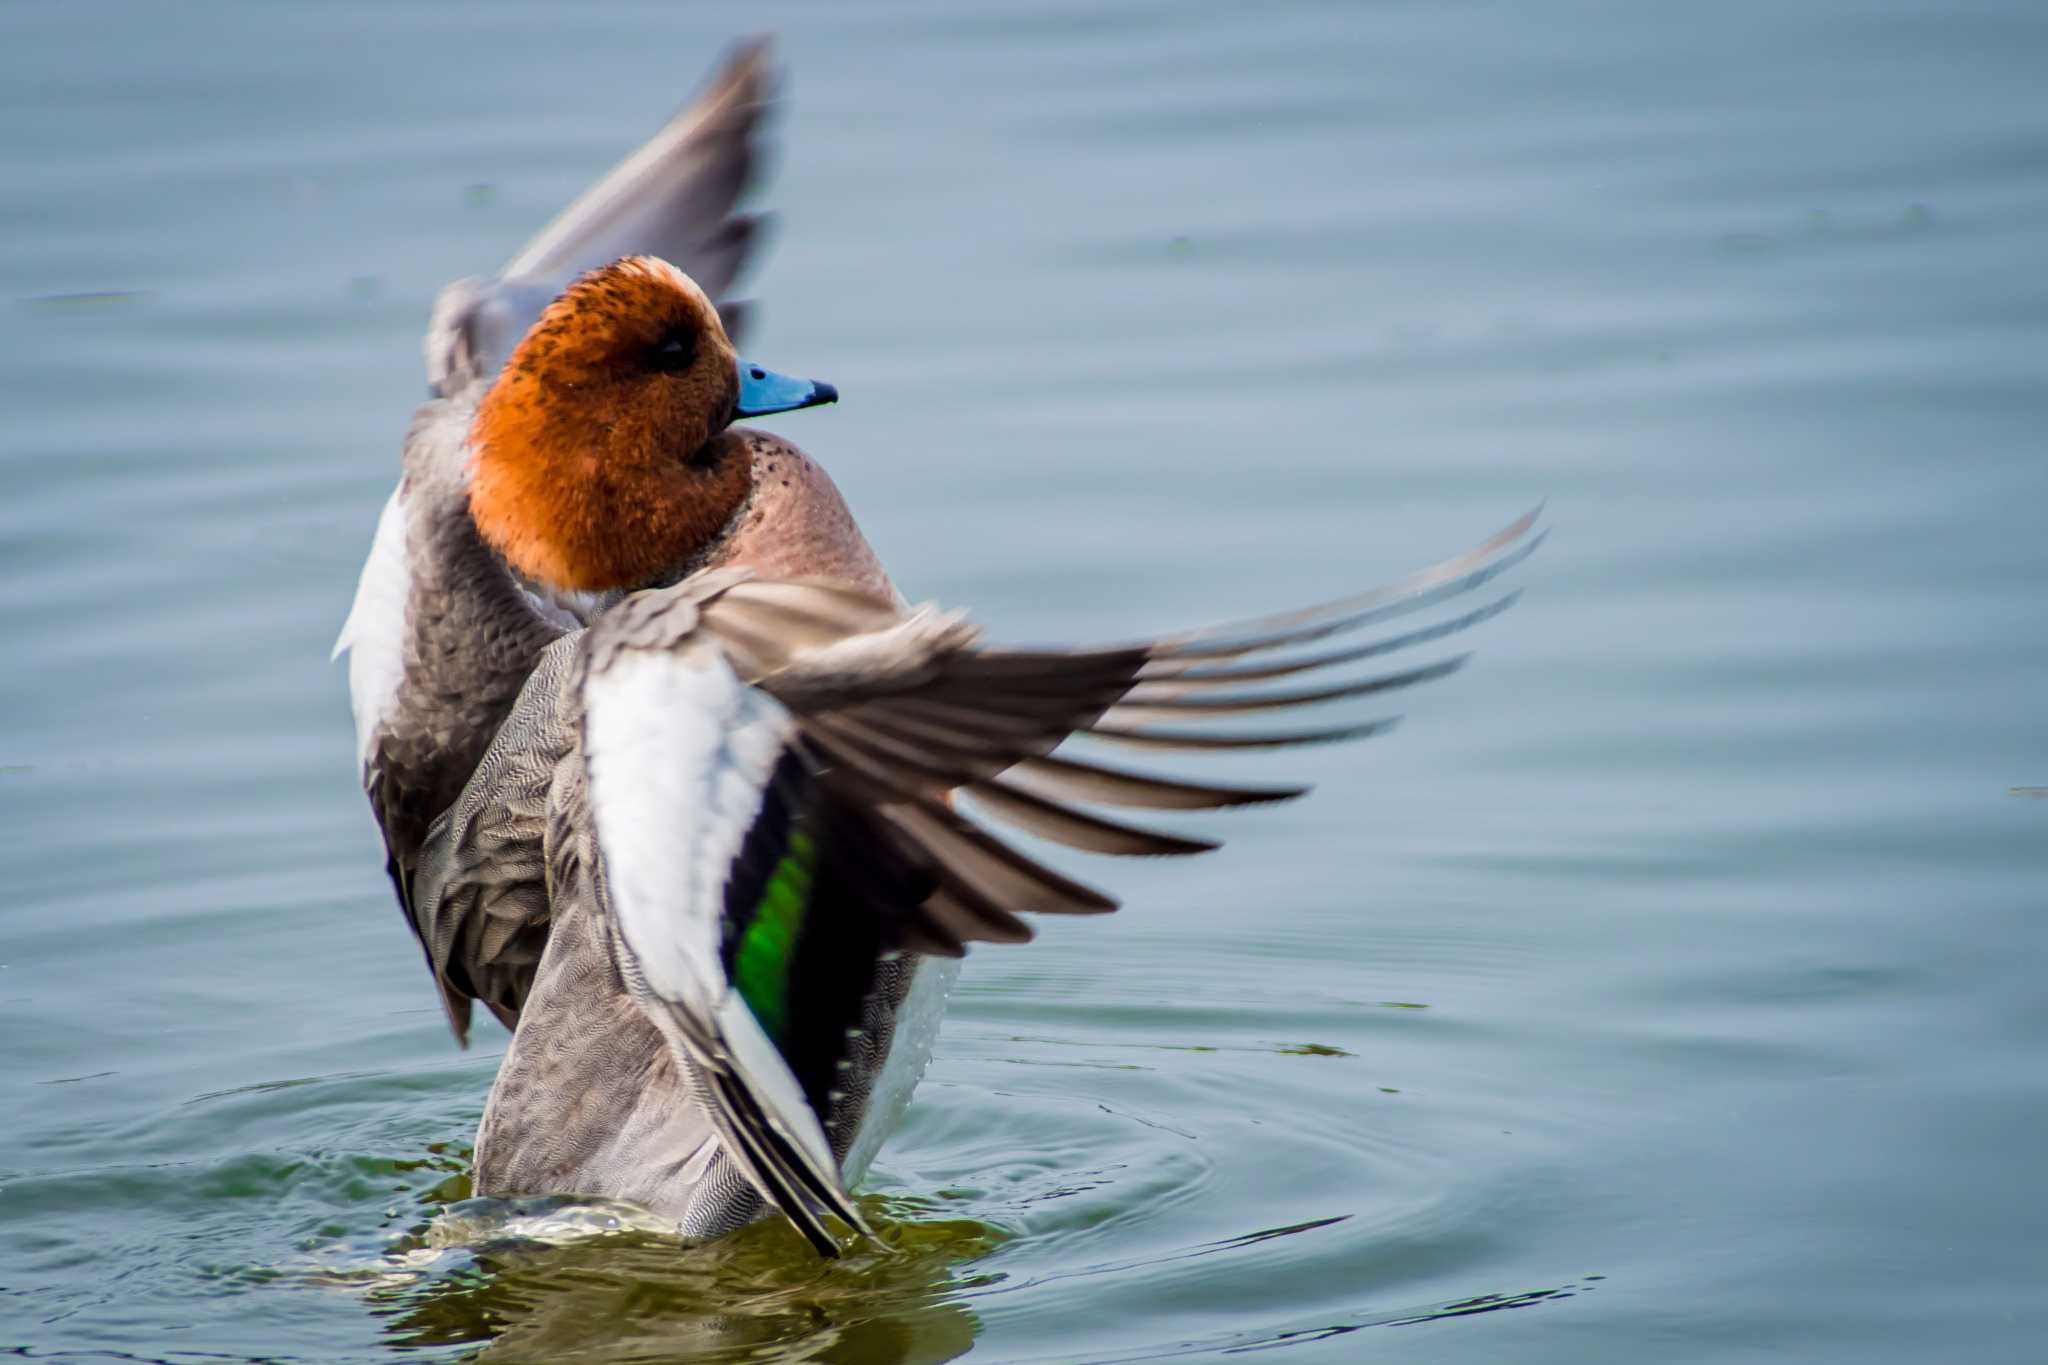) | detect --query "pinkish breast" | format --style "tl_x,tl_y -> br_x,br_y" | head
714,428 -> 897,601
